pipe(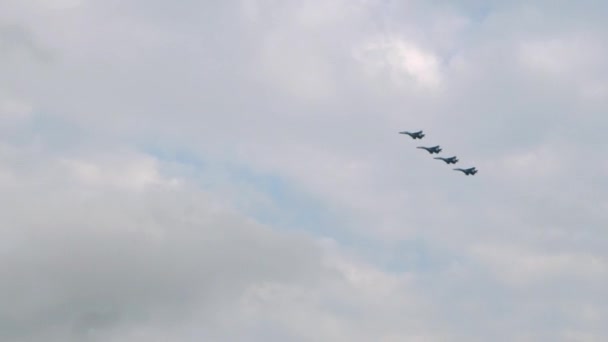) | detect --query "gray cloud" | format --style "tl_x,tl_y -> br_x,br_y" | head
0,148 -> 326,341
1,0 -> 607,340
